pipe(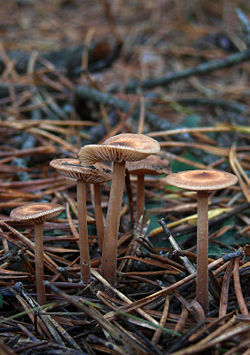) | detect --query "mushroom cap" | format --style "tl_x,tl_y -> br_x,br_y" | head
10,202 -> 64,224
50,158 -> 112,183
127,155 -> 170,175
165,170 -> 238,191
78,133 -> 160,165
